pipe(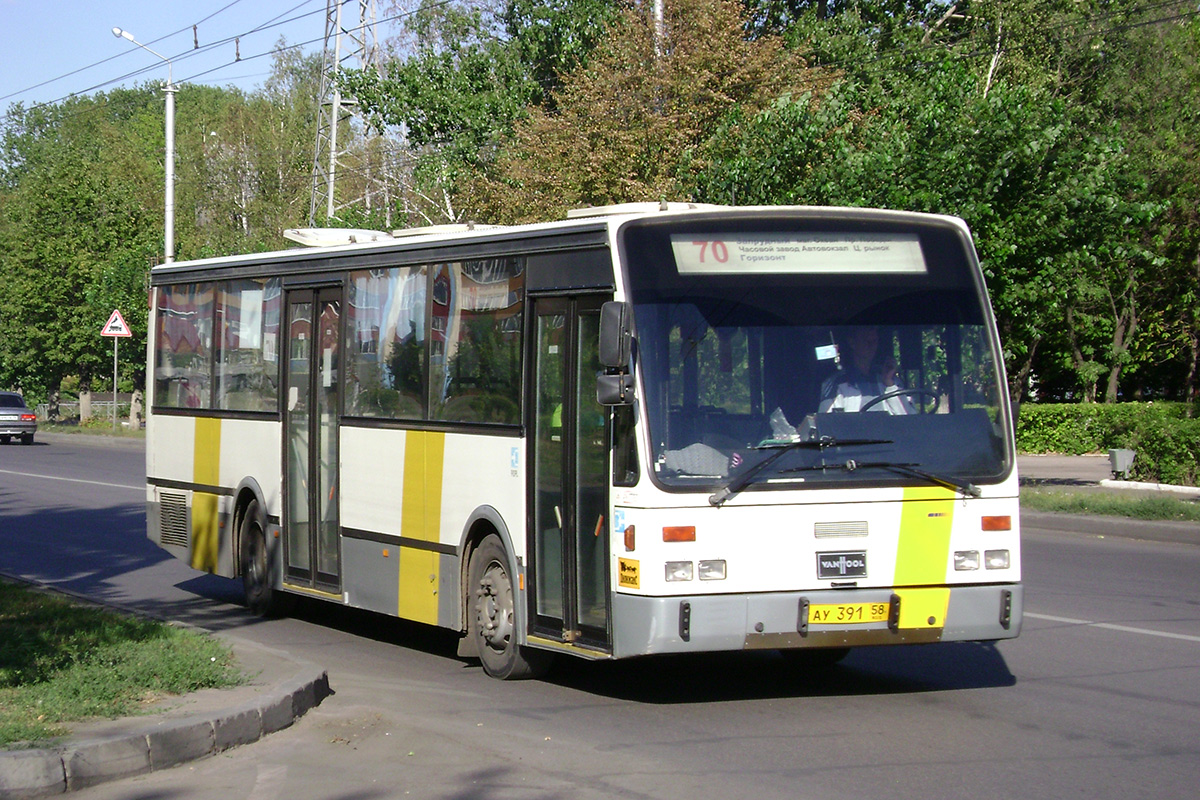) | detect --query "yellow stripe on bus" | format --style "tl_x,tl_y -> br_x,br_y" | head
191,417 -> 221,573
893,587 -> 951,629
893,486 -> 955,587
398,430 -> 446,624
